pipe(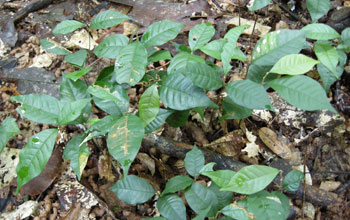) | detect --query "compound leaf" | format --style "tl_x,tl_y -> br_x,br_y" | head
53,20 -> 84,35
16,129 -> 59,194
189,23 -> 215,51
90,10 -> 130,29
94,34 -> 128,58
0,117 -> 20,152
